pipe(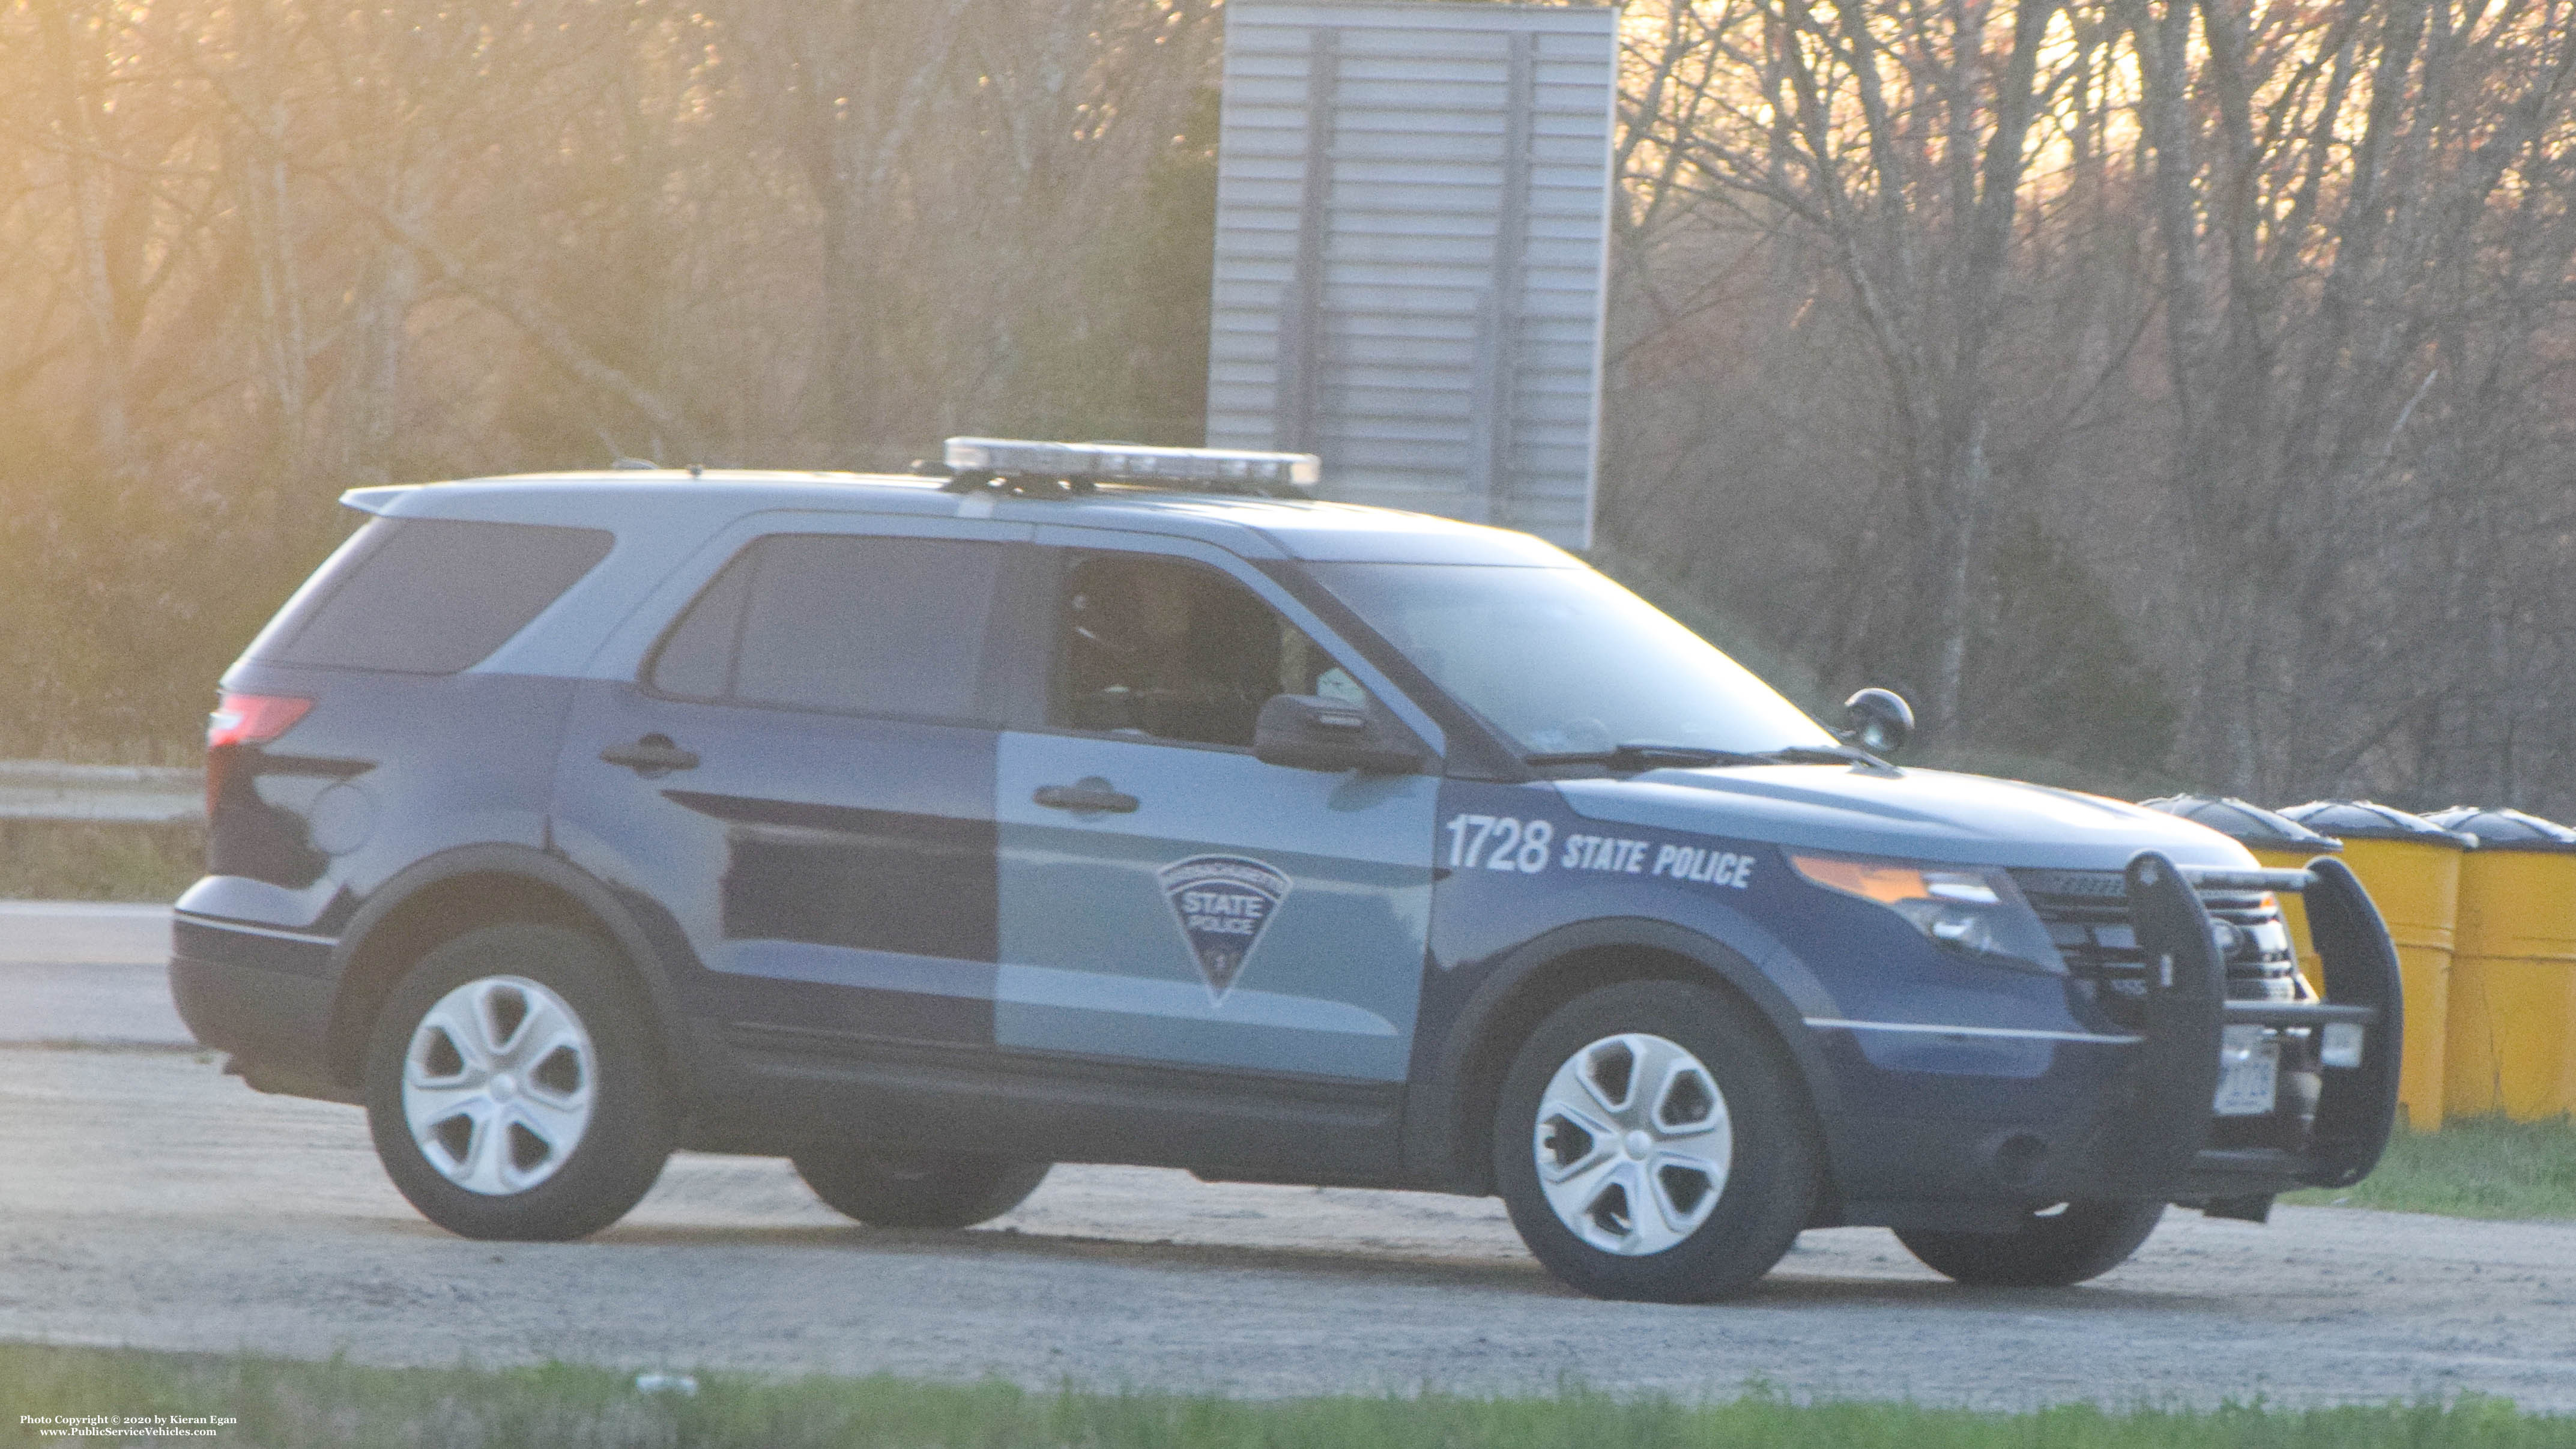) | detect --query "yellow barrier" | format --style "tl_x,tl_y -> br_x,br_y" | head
2426,807 -> 2576,1121
2140,794 -> 2341,993
2282,800 -> 2473,1129
2248,844 -> 2329,995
